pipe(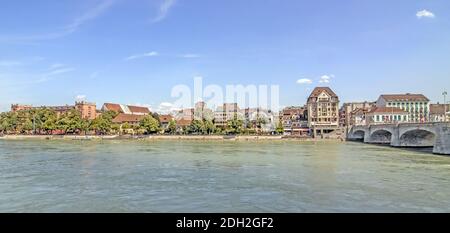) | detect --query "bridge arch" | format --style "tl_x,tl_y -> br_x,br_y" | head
351,130 -> 366,141
369,129 -> 393,144
399,129 -> 436,147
